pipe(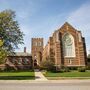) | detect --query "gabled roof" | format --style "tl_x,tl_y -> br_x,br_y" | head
9,52 -> 31,56
58,22 -> 77,31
